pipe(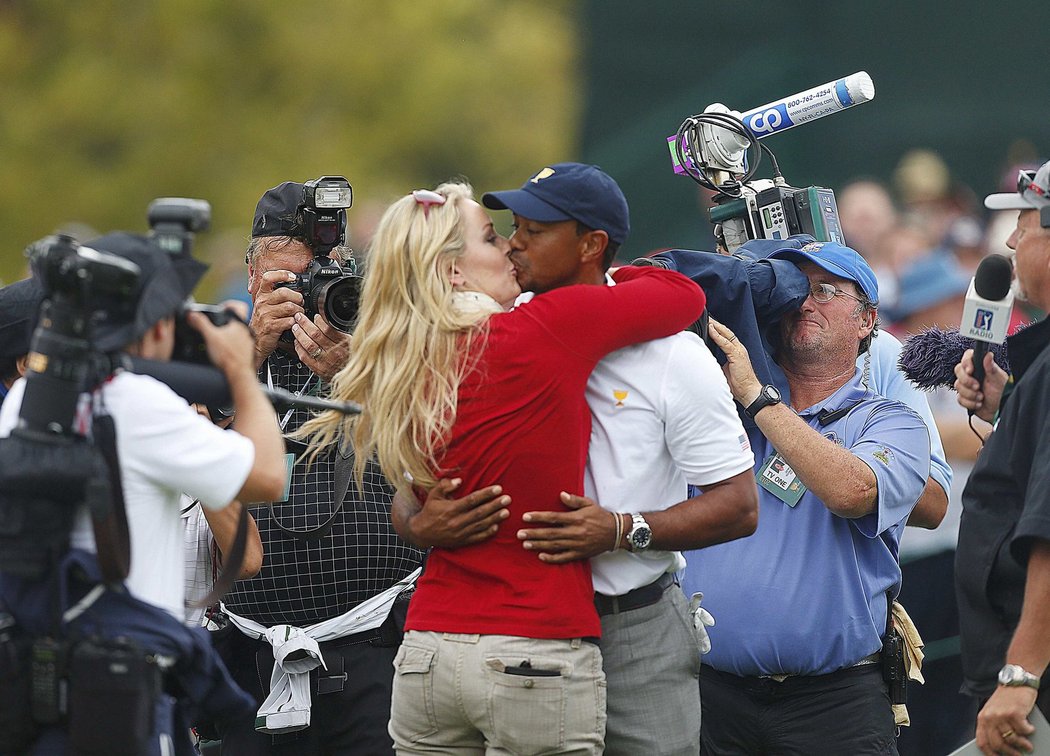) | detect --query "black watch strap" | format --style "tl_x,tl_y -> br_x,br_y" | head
744,385 -> 781,419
